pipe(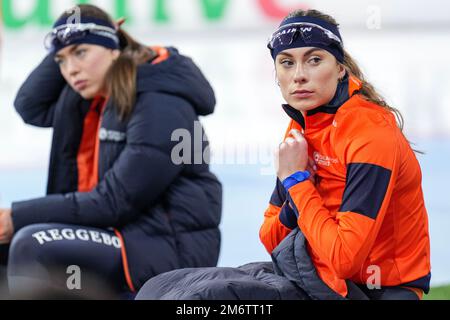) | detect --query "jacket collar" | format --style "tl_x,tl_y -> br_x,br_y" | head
282,74 -> 362,131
